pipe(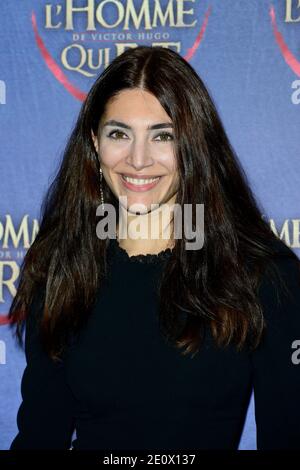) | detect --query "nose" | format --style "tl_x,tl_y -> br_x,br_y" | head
125,139 -> 154,171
